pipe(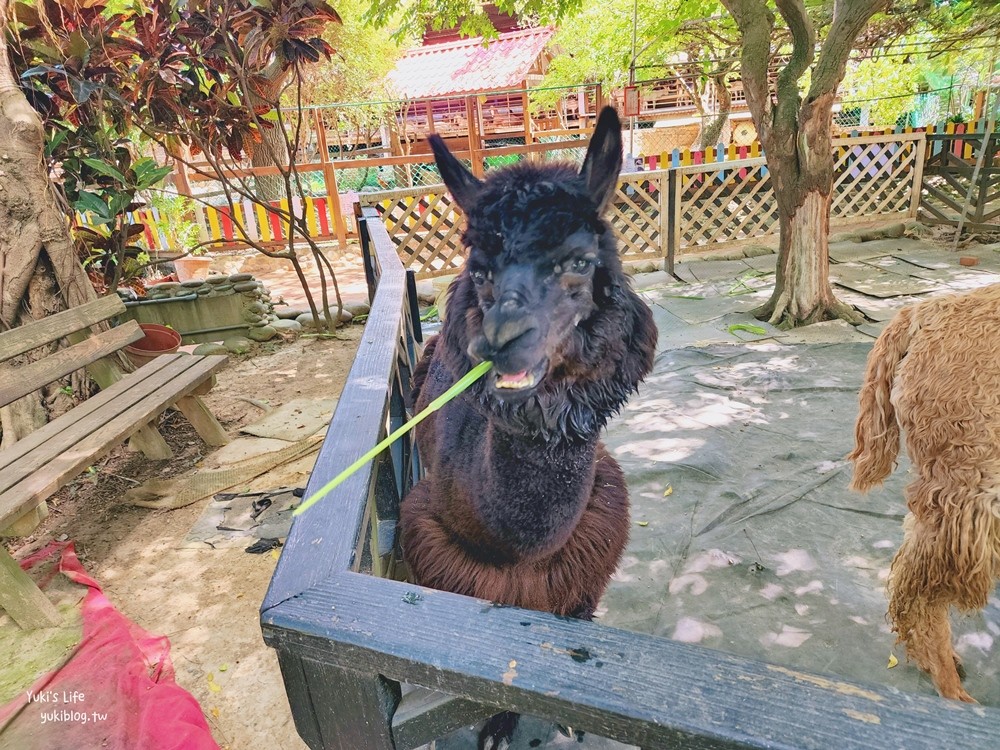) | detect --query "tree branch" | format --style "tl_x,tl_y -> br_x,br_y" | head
773,0 -> 815,100
720,0 -> 775,144
808,0 -> 890,101
0,0 -> 18,96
